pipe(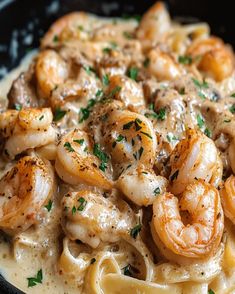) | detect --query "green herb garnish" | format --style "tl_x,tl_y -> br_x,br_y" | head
27,269 -> 43,287
44,200 -> 53,212
192,78 -> 209,89
93,144 -> 109,172
154,187 -> 160,195
229,104 -> 235,114
178,55 -> 192,65
128,67 -> 138,81
77,197 -> 87,211
73,139 -> 84,145
14,103 -> 22,111
64,142 -> 75,152
53,108 -> 67,121
197,114 -> 205,129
